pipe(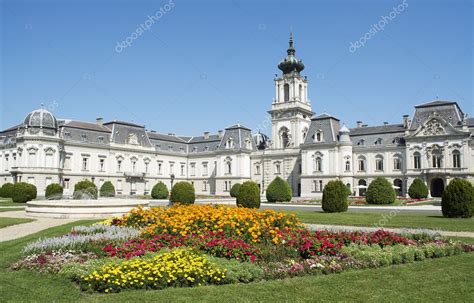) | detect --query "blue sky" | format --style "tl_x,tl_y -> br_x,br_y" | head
1,0 -> 472,136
